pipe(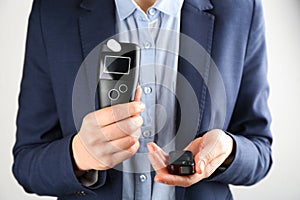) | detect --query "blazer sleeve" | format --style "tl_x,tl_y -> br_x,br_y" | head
12,1 -> 106,196
210,0 -> 273,185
